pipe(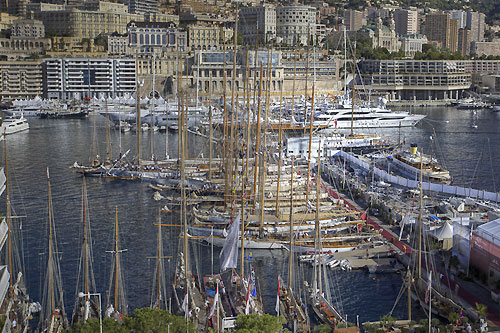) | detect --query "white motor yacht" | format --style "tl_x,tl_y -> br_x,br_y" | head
1,114 -> 29,134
